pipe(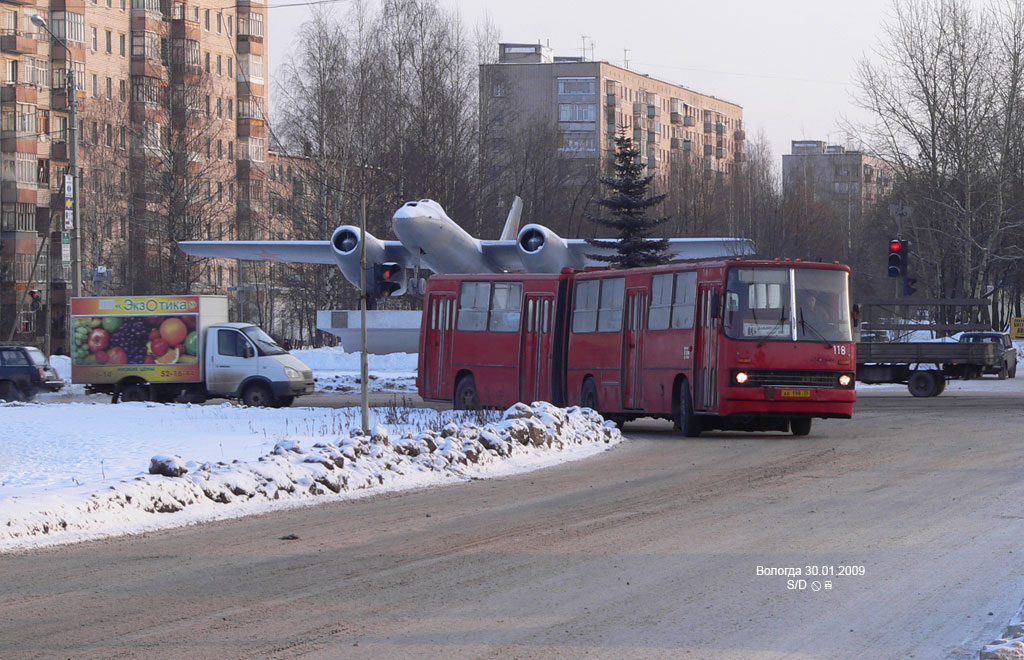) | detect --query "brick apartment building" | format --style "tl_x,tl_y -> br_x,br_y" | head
0,0 -> 268,350
480,42 -> 745,193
